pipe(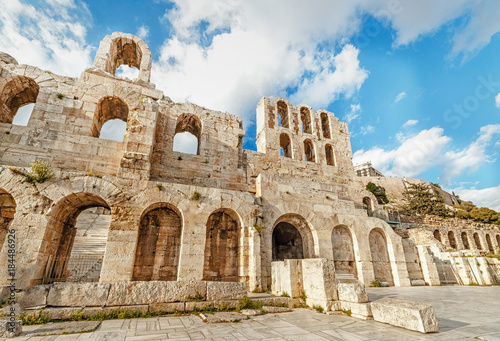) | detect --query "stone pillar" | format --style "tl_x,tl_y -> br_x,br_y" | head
117,99 -> 158,182
248,228 -> 261,291
301,258 -> 337,310
99,206 -> 141,283
416,245 -> 440,286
